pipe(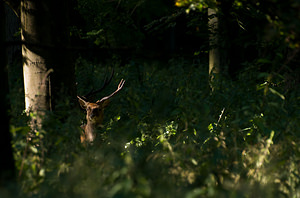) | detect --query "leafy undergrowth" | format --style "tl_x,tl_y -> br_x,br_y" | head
8,57 -> 300,197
